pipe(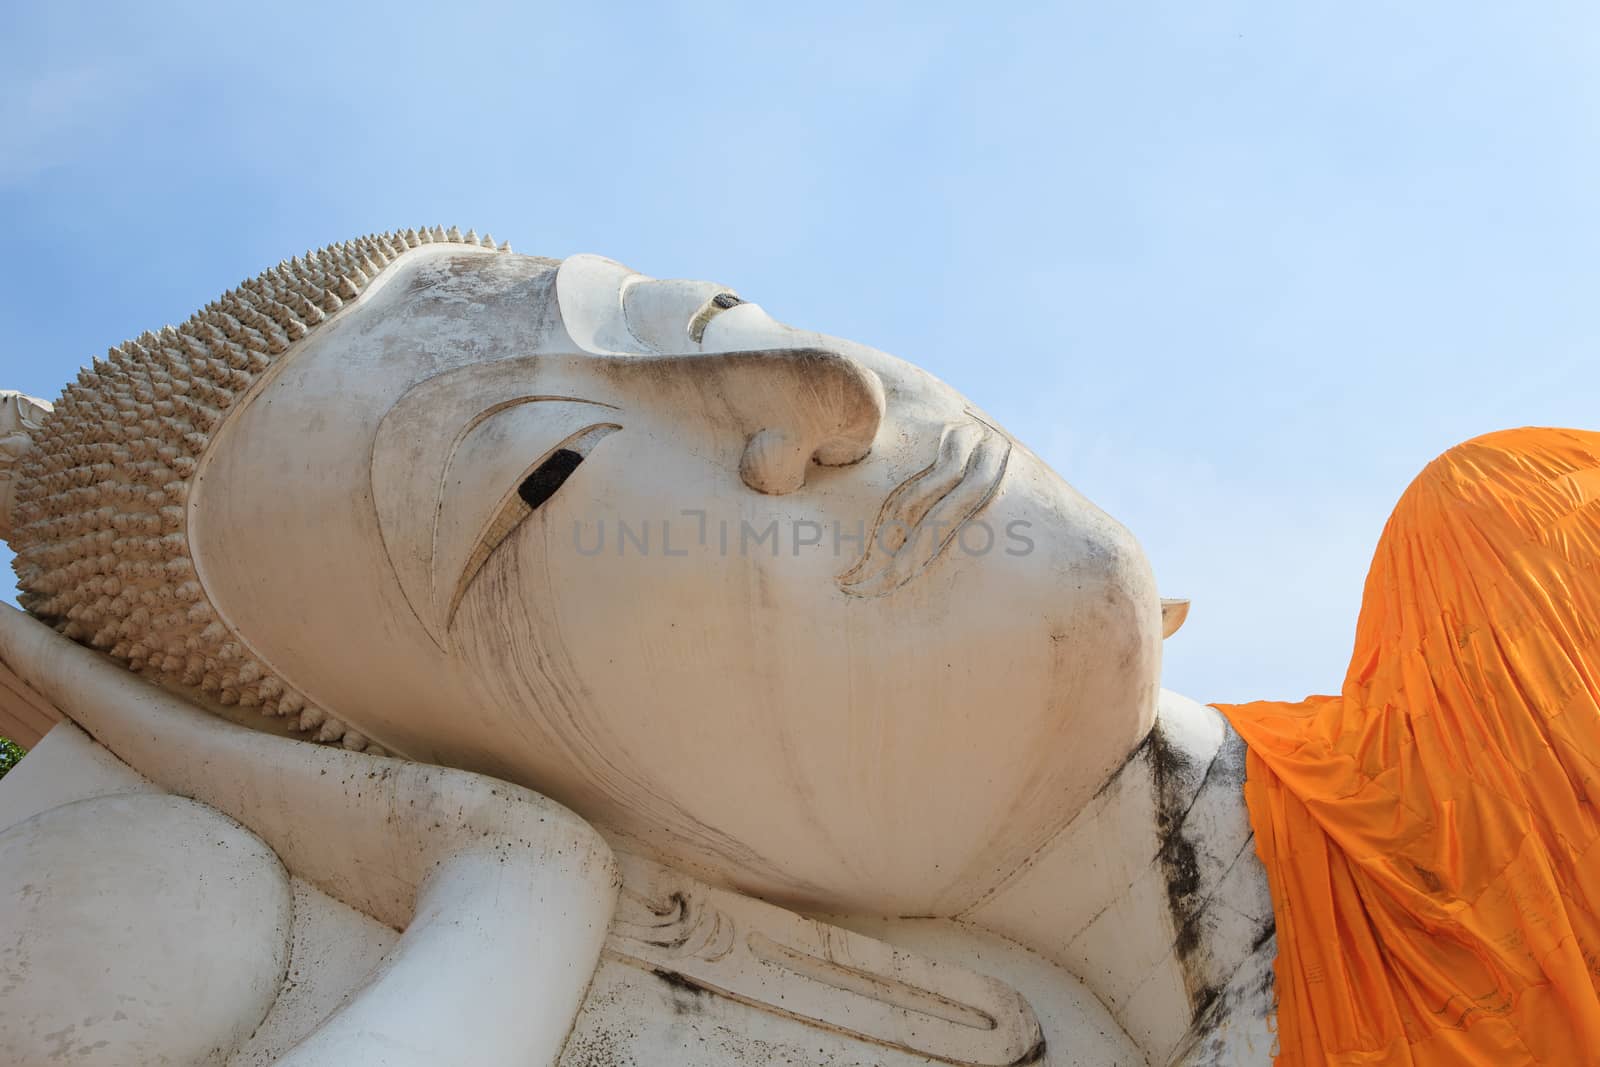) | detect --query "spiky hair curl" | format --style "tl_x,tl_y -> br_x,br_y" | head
7,226 -> 508,751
